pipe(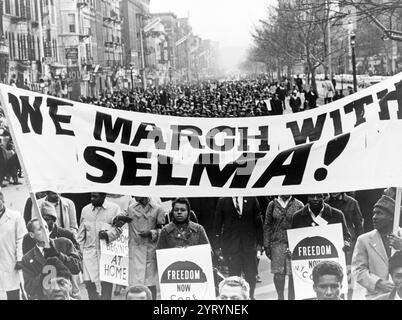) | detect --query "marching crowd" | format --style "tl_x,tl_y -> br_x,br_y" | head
1,76 -> 401,301
75,75 -> 347,117
0,189 -> 401,301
